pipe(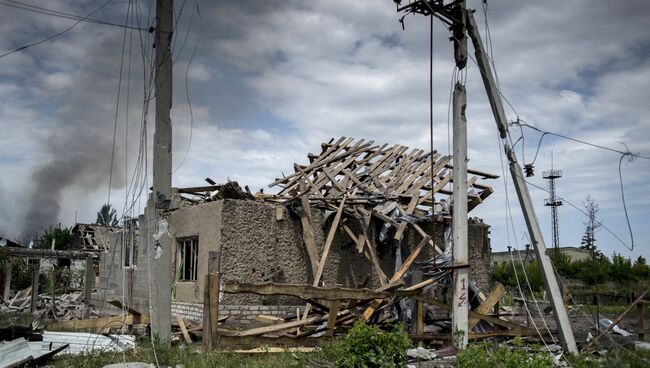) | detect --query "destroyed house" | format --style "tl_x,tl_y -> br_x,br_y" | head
95,138 -> 496,326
